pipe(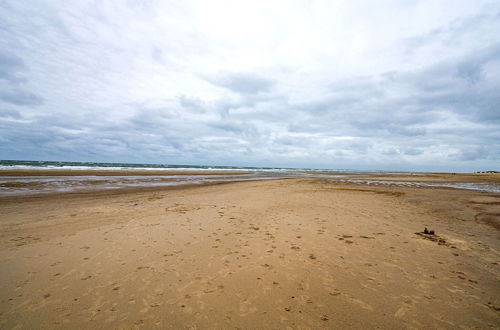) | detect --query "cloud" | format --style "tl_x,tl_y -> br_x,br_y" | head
205,72 -> 275,94
451,146 -> 491,161
0,50 -> 44,106
0,109 -> 21,119
0,51 -> 26,82
0,0 -> 499,171
0,88 -> 44,106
